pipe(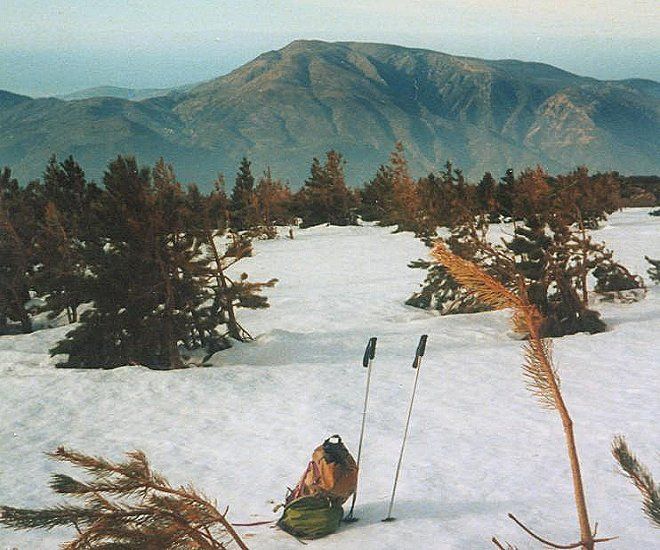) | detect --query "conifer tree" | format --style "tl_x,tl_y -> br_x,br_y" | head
416,172 -> 446,235
255,167 -> 293,235
476,171 -> 499,222
33,156 -> 98,323
592,260 -> 644,294
42,155 -> 88,232
202,228 -> 277,343
612,436 -> 660,529
206,174 -> 232,232
0,167 -> 36,333
52,157 -> 214,369
646,257 -> 660,284
51,156 -> 277,368
387,142 -> 421,231
0,446 -> 248,549
360,163 -> 394,222
229,157 -> 259,231
294,150 -> 356,228
360,143 -> 422,230
433,244 -> 617,550
408,164 -> 634,336
34,203 -> 88,323
408,210 -> 512,314
497,168 -> 515,219
505,168 -> 607,336
436,161 -> 459,225
562,168 -> 620,229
